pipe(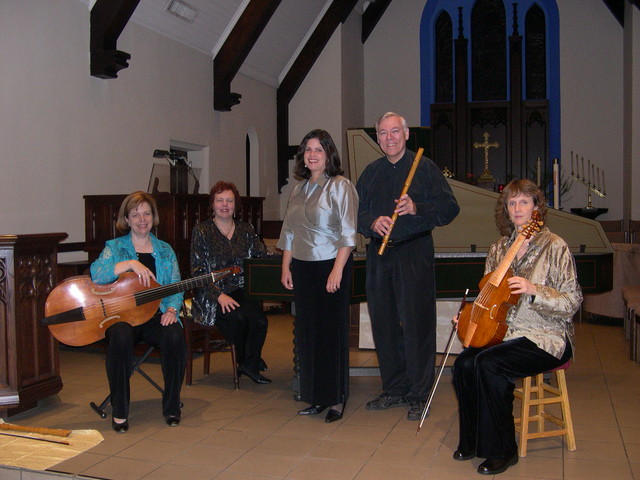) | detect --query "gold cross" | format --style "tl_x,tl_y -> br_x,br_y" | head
473,132 -> 499,182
